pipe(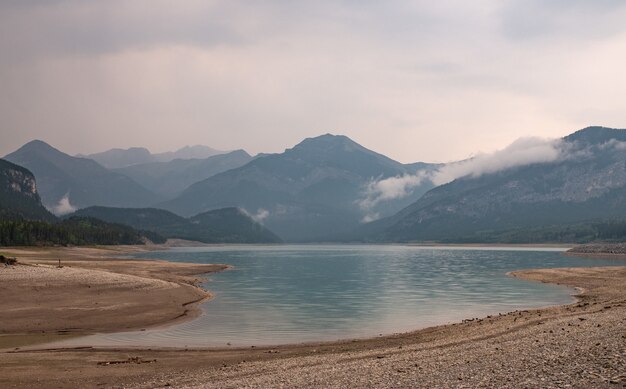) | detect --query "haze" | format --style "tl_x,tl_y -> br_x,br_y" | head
1,1 -> 626,163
